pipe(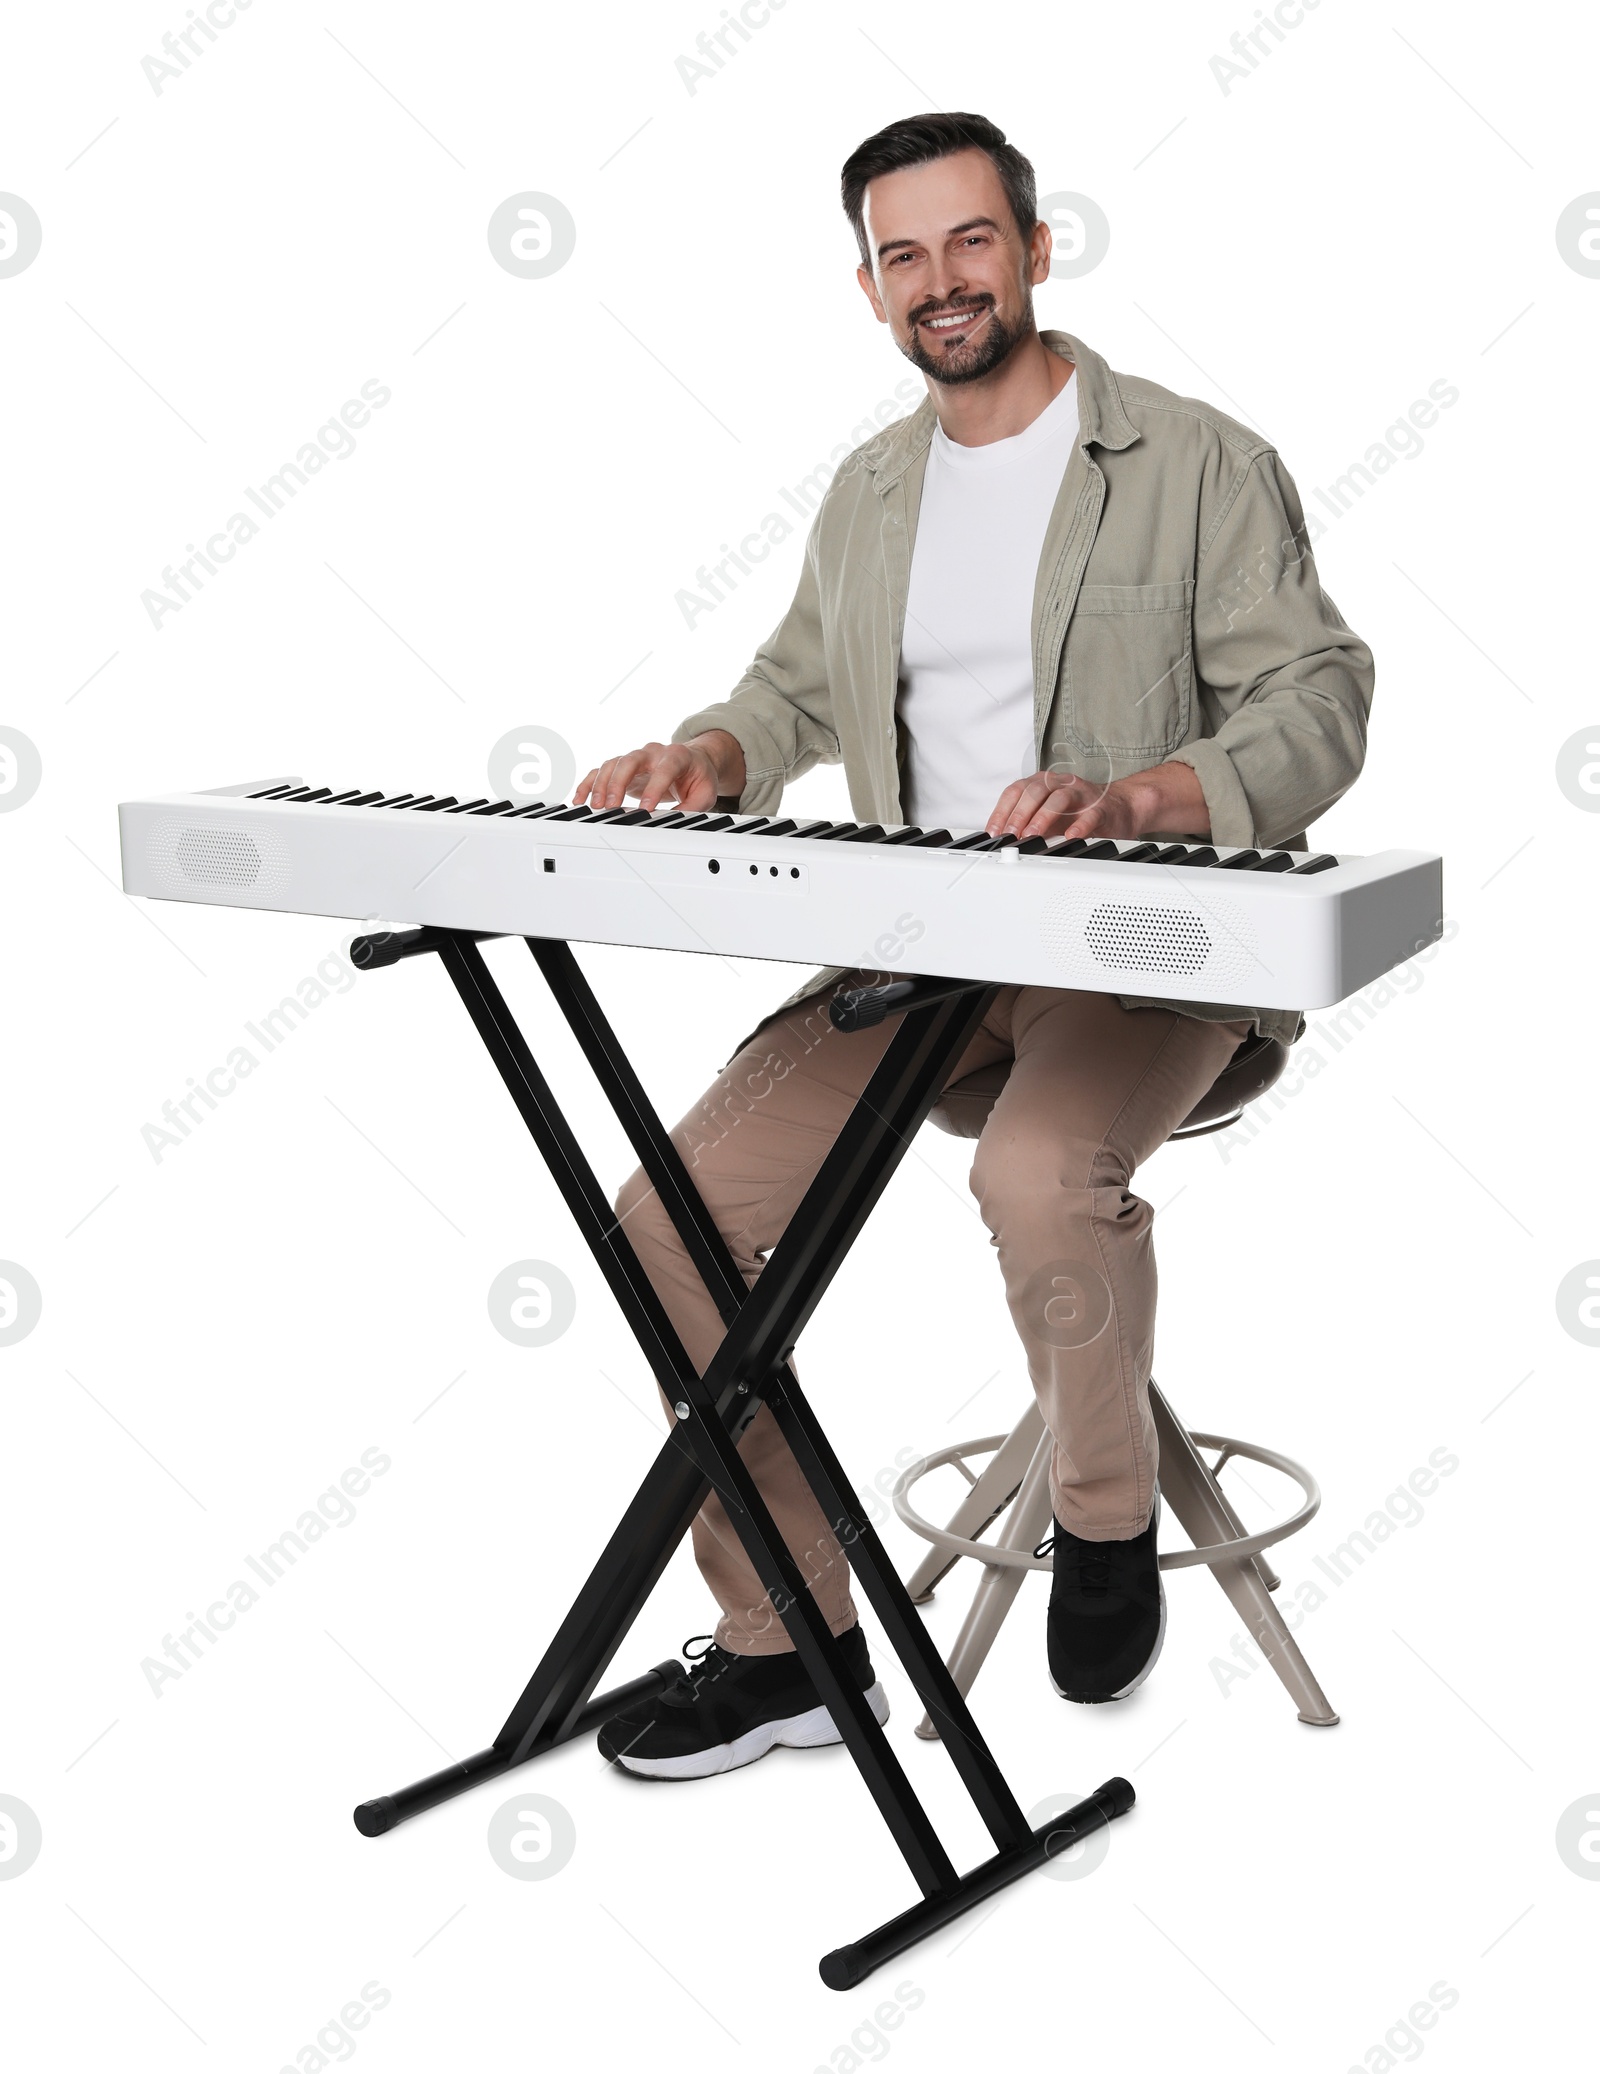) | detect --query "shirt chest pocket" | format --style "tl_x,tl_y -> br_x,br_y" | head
1060,578 -> 1193,761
